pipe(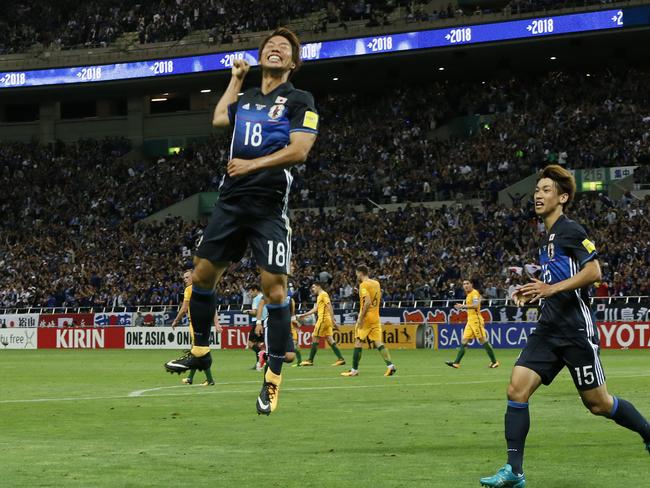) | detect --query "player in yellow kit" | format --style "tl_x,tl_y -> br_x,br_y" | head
342,264 -> 396,377
166,270 -> 222,384
445,278 -> 499,369
298,282 -> 345,366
